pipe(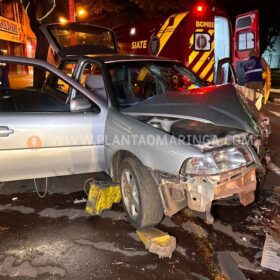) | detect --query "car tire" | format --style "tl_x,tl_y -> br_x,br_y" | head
119,156 -> 164,229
